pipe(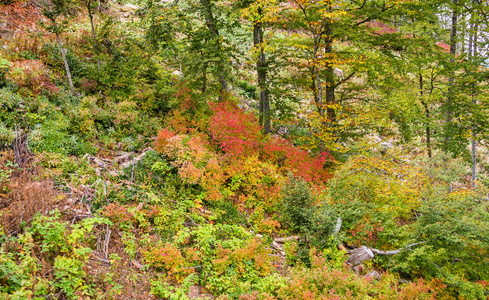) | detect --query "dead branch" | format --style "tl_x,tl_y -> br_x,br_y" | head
369,241 -> 428,256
